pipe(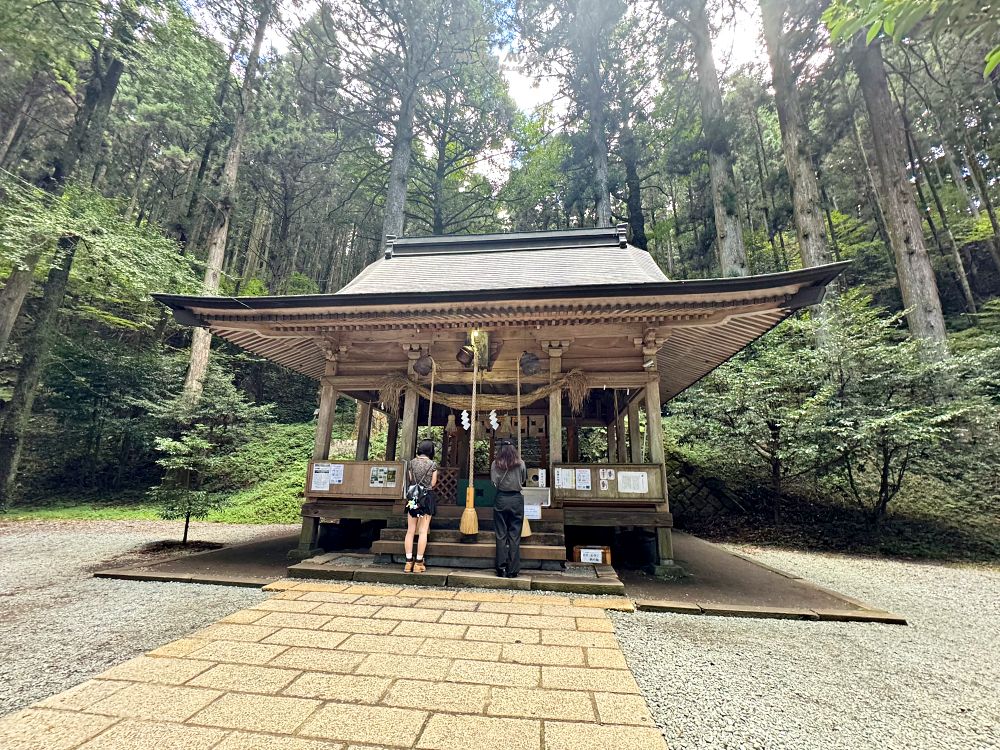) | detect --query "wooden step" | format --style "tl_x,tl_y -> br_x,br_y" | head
385,517 -> 565,534
370,540 -> 567,561
432,506 -> 564,522
378,528 -> 566,546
